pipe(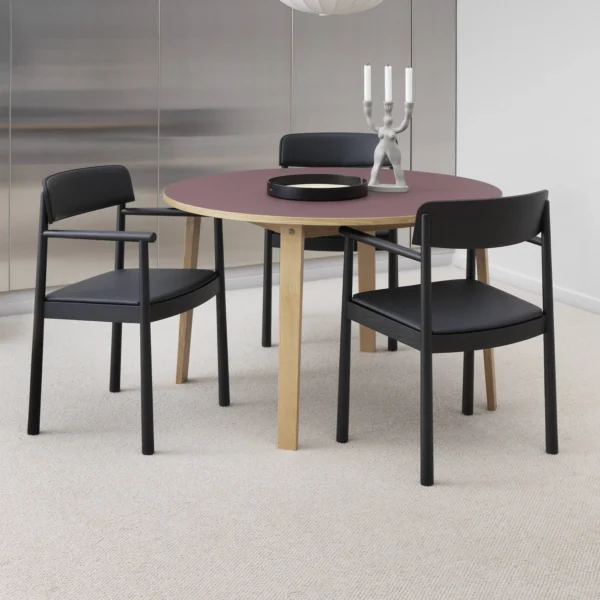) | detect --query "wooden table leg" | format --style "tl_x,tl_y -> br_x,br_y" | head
175,216 -> 202,384
277,226 -> 305,450
358,241 -> 377,353
476,249 -> 497,411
